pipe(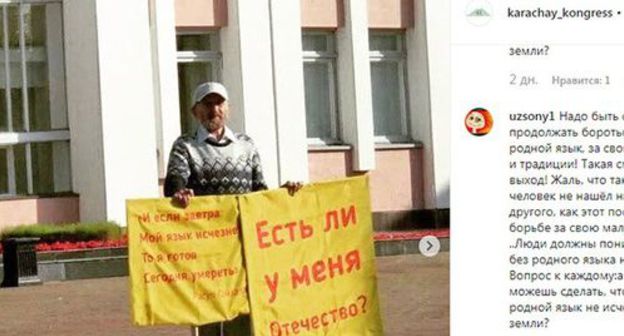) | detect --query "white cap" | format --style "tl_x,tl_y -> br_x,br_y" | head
192,82 -> 229,104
